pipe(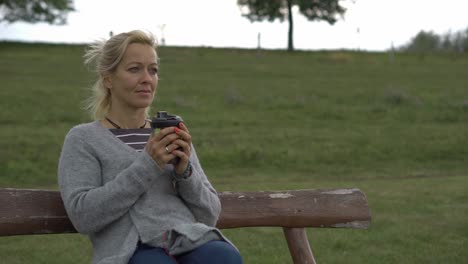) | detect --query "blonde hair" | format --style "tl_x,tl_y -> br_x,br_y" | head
83,30 -> 158,120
